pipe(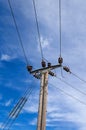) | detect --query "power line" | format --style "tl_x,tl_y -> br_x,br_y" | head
8,86 -> 33,118
4,98 -> 27,130
58,0 -> 64,77
1,69 -> 34,129
32,0 -> 44,59
7,98 -> 27,130
59,0 -> 62,57
7,0 -> 29,65
7,85 -> 35,130
49,82 -> 86,106
62,66 -> 86,84
2,85 -> 34,130
55,76 -> 86,96
71,72 -> 86,84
